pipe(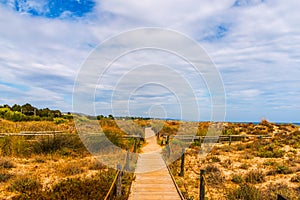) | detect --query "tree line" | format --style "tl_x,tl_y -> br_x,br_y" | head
0,103 -> 71,122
